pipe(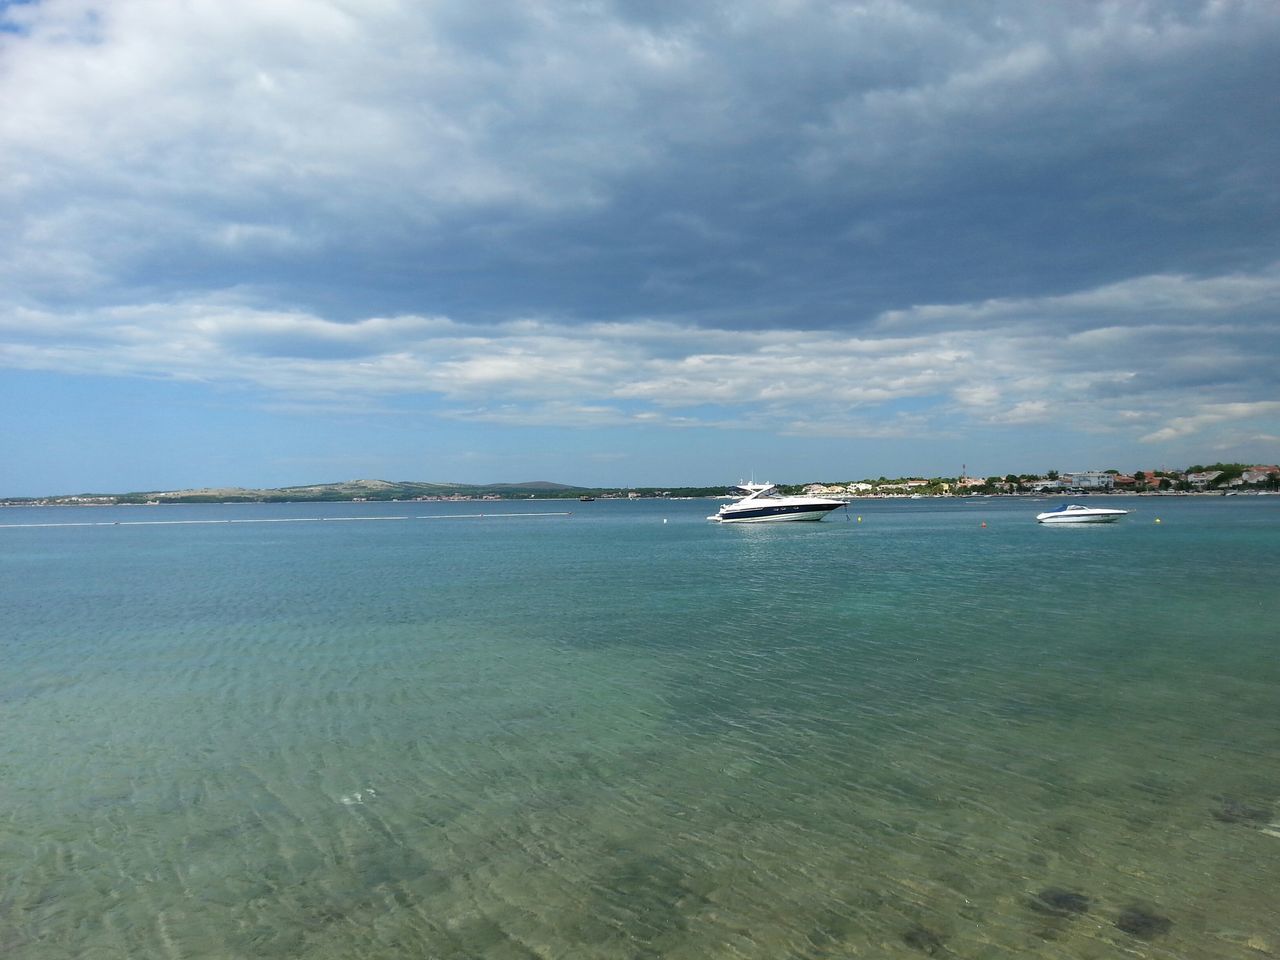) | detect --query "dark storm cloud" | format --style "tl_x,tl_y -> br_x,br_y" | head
7,0 -> 1276,325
